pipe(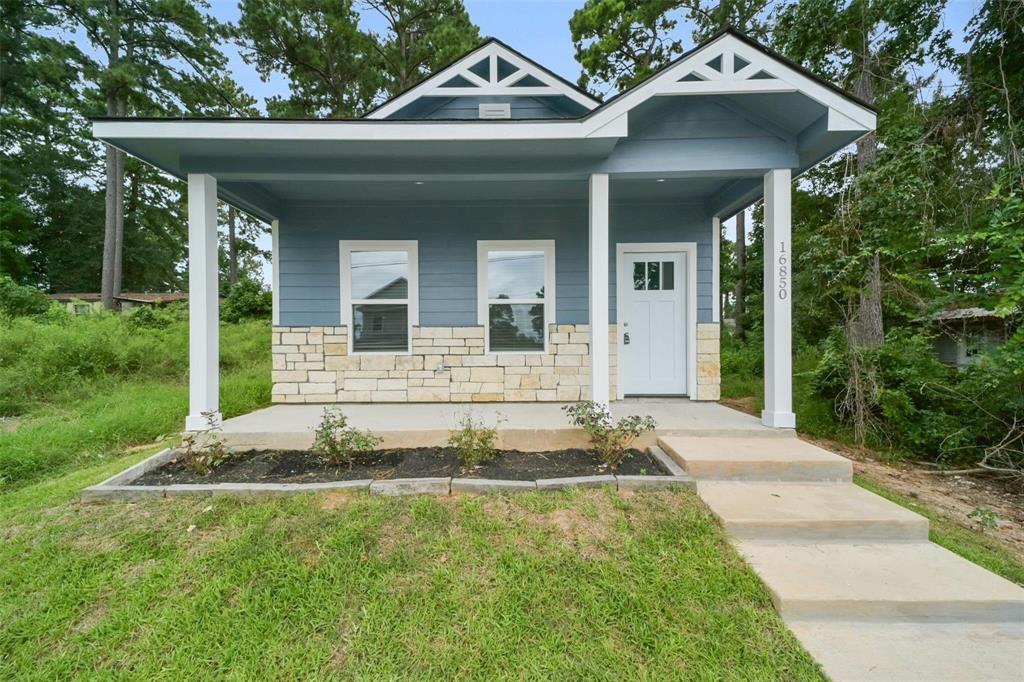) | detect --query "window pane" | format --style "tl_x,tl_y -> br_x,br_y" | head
488,250 -> 544,300
647,261 -> 660,290
661,261 -> 674,290
489,303 -> 544,351
352,304 -> 408,352
351,250 -> 408,299
633,261 -> 646,290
